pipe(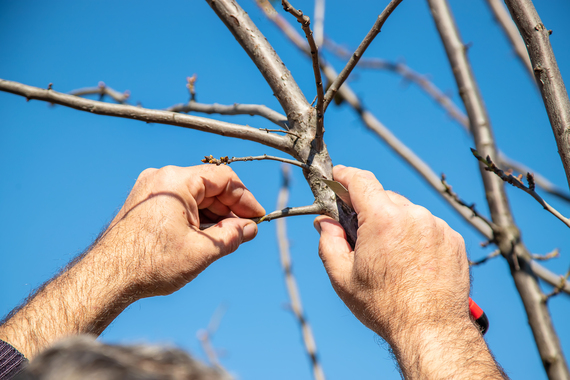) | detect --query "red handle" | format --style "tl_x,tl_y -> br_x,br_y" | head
469,297 -> 489,335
